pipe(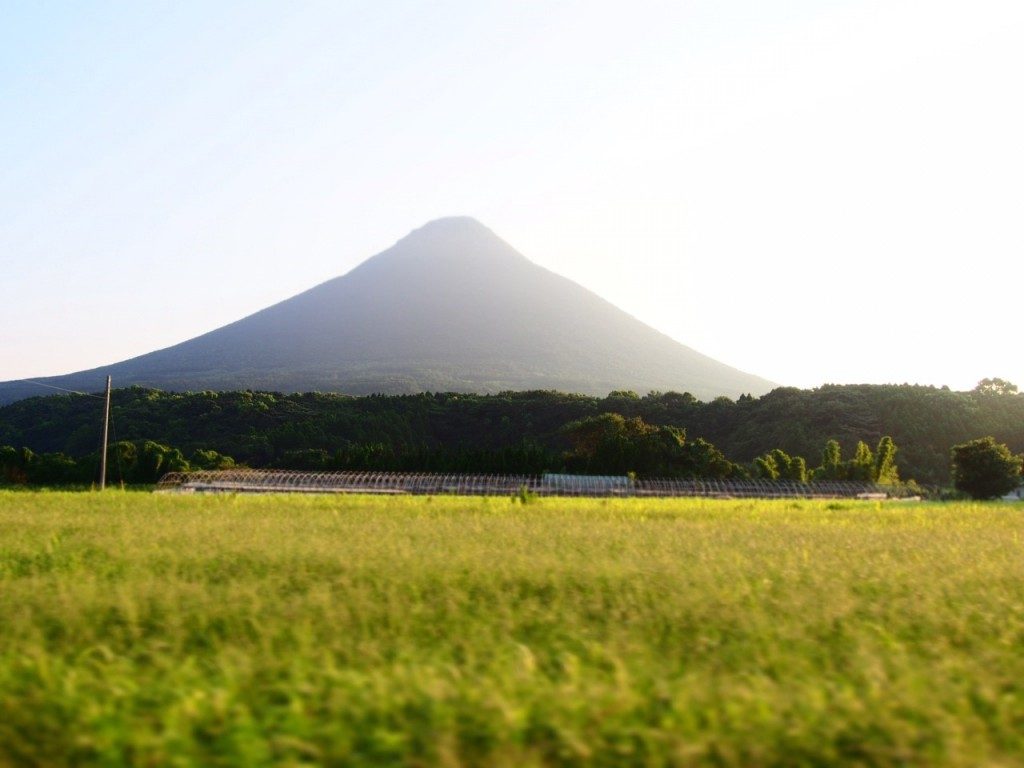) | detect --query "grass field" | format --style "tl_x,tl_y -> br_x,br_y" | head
1,491 -> 1023,767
